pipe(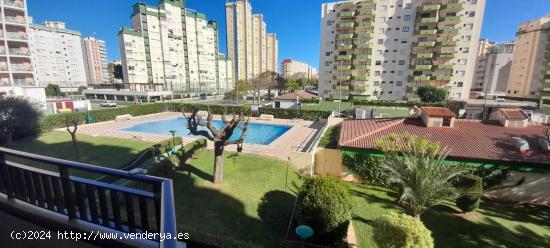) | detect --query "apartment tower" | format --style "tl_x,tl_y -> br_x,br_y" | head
0,0 -> 45,107
82,37 -> 109,85
29,21 -> 87,90
477,38 -> 495,56
506,14 -> 550,100
281,59 -> 319,79
319,0 -> 486,101
473,41 -> 514,94
225,0 -> 278,81
119,0 -> 233,93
